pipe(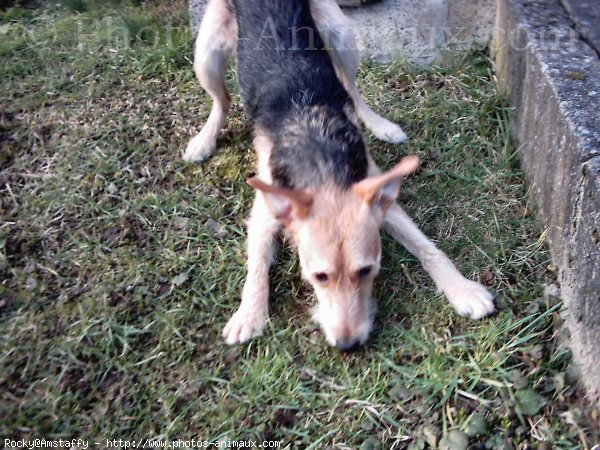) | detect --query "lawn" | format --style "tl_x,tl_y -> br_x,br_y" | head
1,1 -> 599,448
